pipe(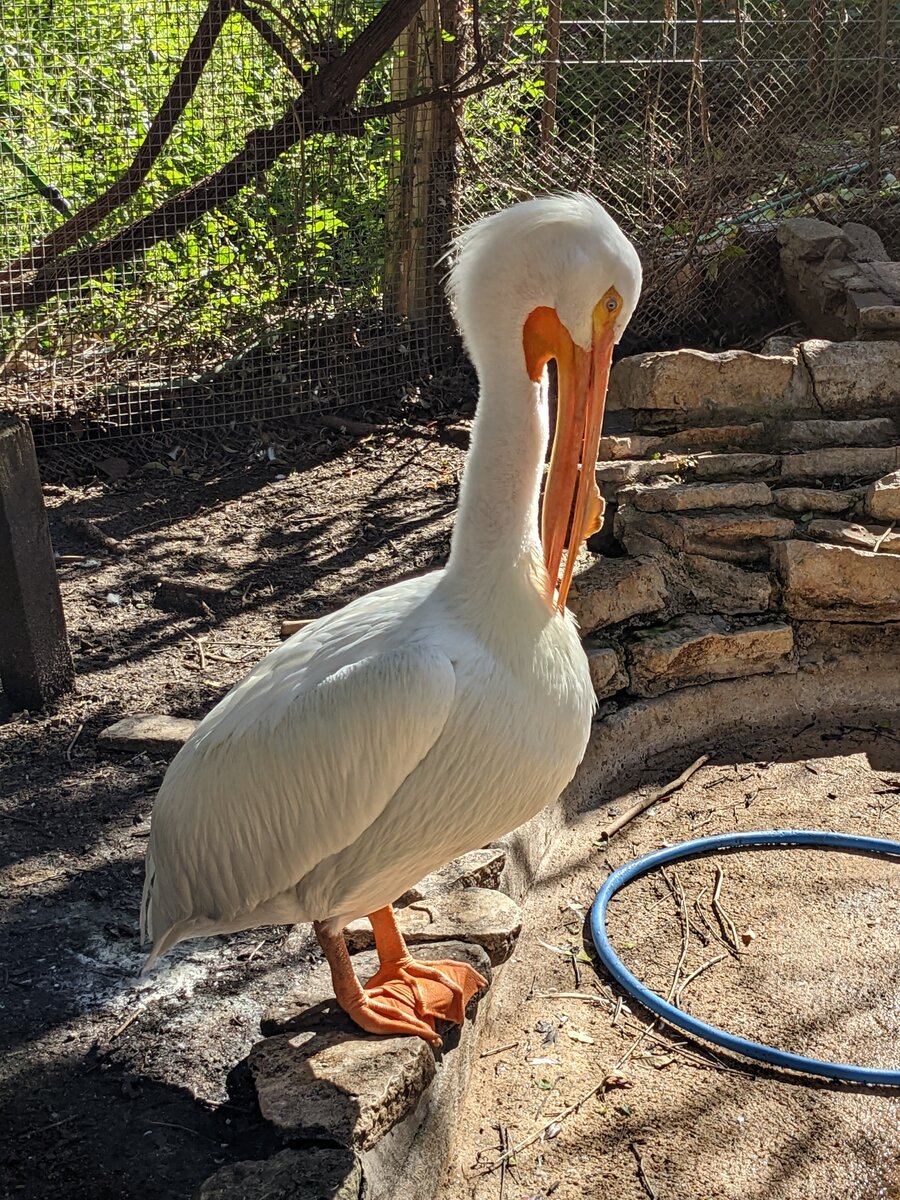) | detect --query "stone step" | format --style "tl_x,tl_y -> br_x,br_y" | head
625,615 -> 795,698
199,1149 -> 362,1200
773,486 -> 860,515
776,539 -> 900,621
568,555 -> 668,632
607,345 -> 807,427
615,506 -> 795,564
395,847 -> 506,905
619,479 -> 773,513
774,418 -> 898,451
345,888 -> 522,966
779,446 -> 900,485
252,939 -> 492,1145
